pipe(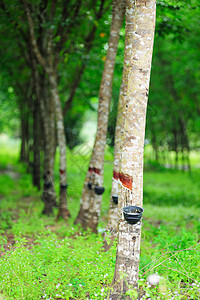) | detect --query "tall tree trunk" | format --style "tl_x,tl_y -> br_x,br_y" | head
41,92 -> 57,215
111,0 -> 156,298
20,112 -> 27,162
172,126 -> 178,169
32,62 -> 57,215
169,75 -> 190,172
48,70 -> 70,220
24,112 -> 30,166
179,116 -> 190,171
23,0 -> 69,220
106,1 -> 133,237
75,0 -> 125,232
33,94 -> 41,190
